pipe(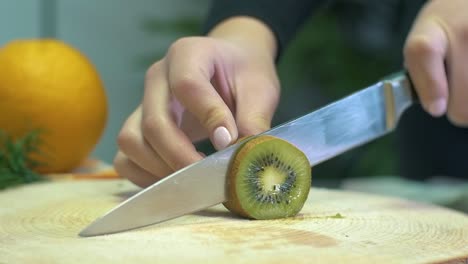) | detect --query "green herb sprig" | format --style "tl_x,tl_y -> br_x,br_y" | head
0,130 -> 45,190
